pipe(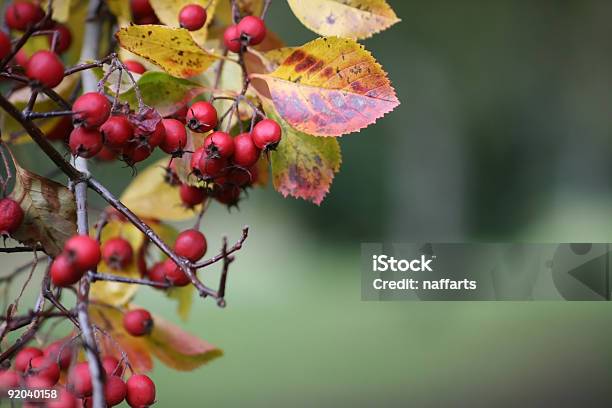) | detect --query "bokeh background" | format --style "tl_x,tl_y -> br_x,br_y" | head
4,0 -> 612,406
